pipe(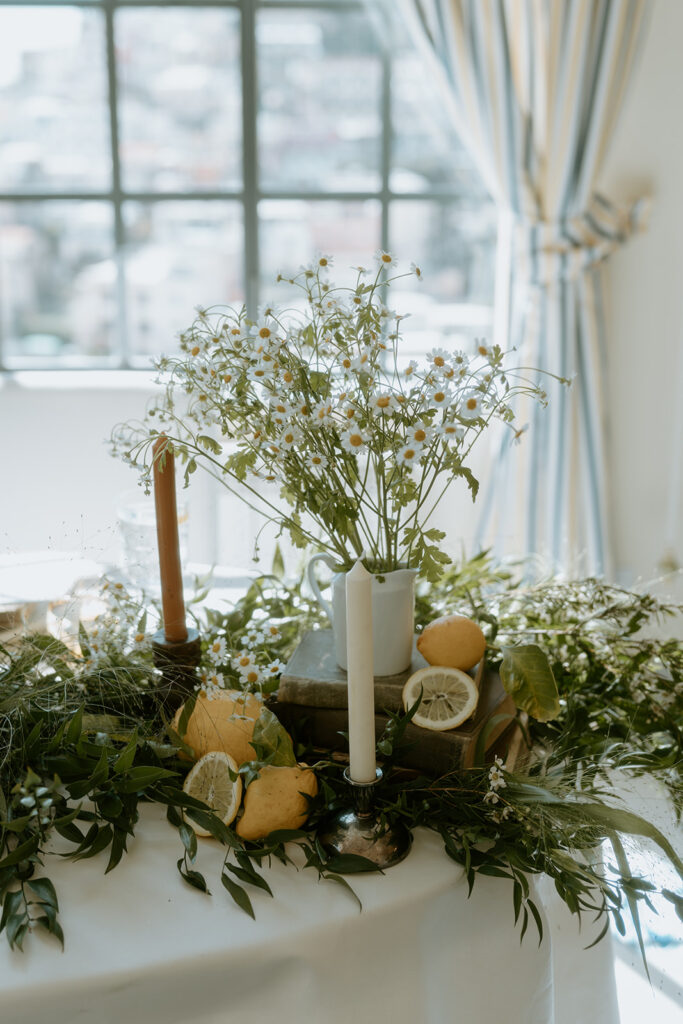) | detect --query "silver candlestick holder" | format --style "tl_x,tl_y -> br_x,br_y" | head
318,767 -> 412,869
